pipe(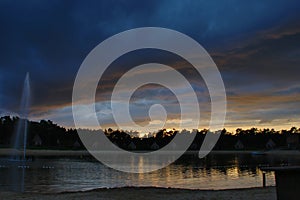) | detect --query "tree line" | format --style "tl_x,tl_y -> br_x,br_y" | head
0,116 -> 299,150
